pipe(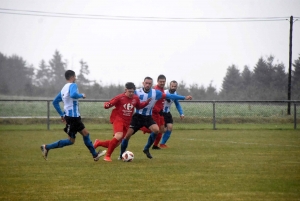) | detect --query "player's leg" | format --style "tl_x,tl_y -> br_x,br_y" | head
41,117 -> 74,160
104,121 -> 124,162
104,133 -> 122,162
160,113 -> 173,148
160,123 -> 173,147
80,122 -> 106,161
150,112 -> 162,149
93,139 -> 110,149
143,123 -> 159,158
120,127 -> 135,159
153,115 -> 165,149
